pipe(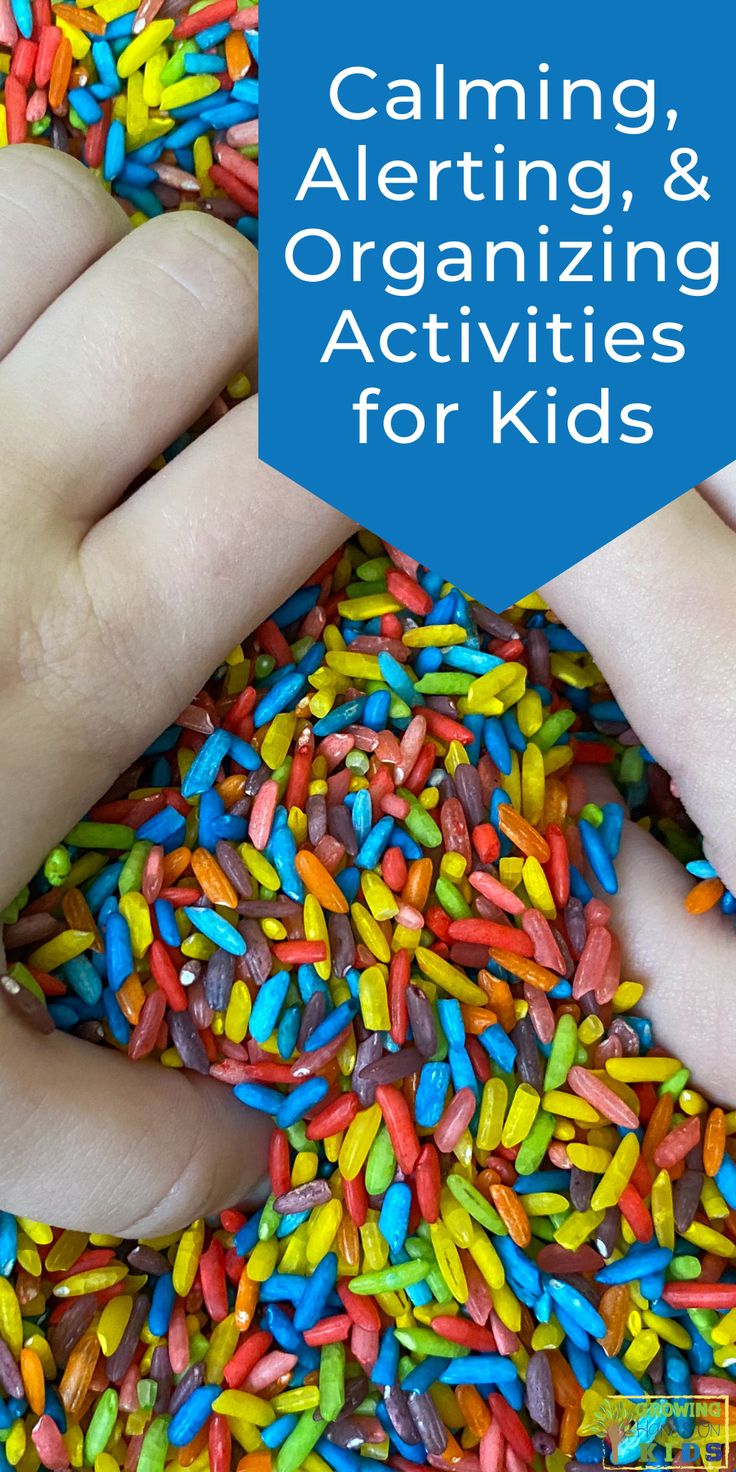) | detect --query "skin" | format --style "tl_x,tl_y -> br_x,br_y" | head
0,145 -> 353,1237
0,146 -> 733,1237
543,475 -> 736,1107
